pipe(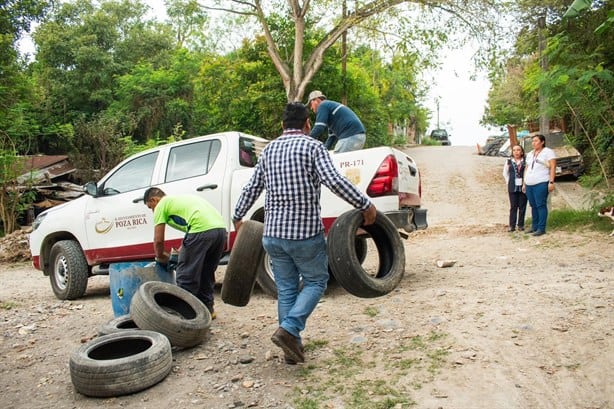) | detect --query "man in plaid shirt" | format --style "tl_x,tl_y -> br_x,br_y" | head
233,102 -> 376,364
